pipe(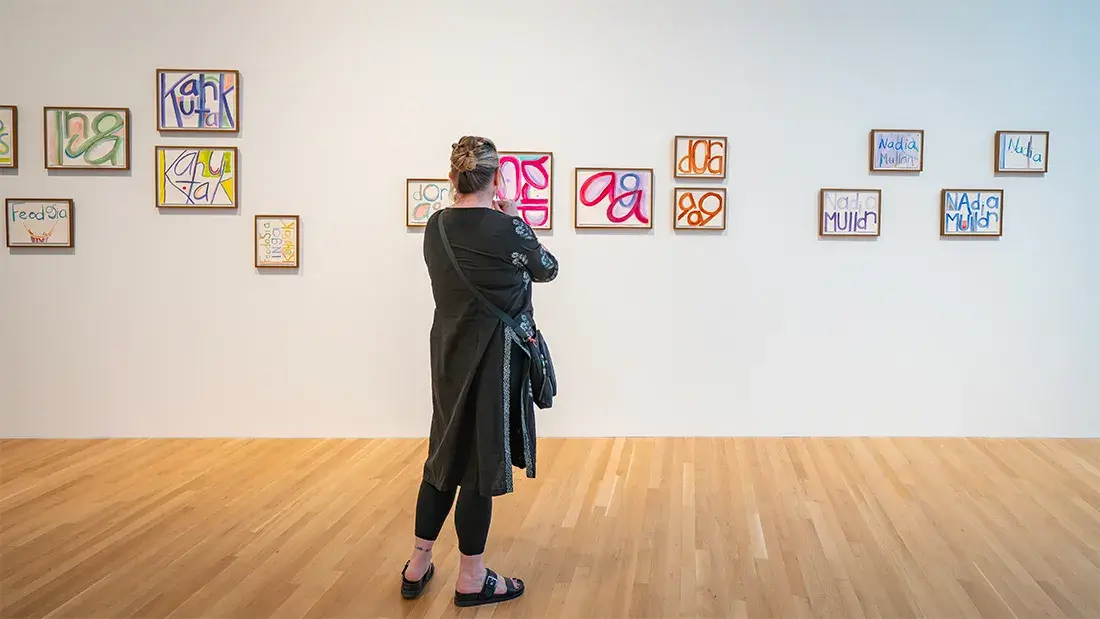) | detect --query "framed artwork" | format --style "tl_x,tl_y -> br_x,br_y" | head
869,129 -> 923,172
255,215 -> 300,268
941,189 -> 1003,237
497,151 -> 553,229
5,199 -> 74,248
155,146 -> 238,208
819,189 -> 881,237
0,105 -> 17,169
995,130 -> 1048,173
406,178 -> 450,227
156,69 -> 240,132
574,167 -> 654,229
673,188 -> 726,230
674,136 -> 727,179
43,107 -> 131,170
